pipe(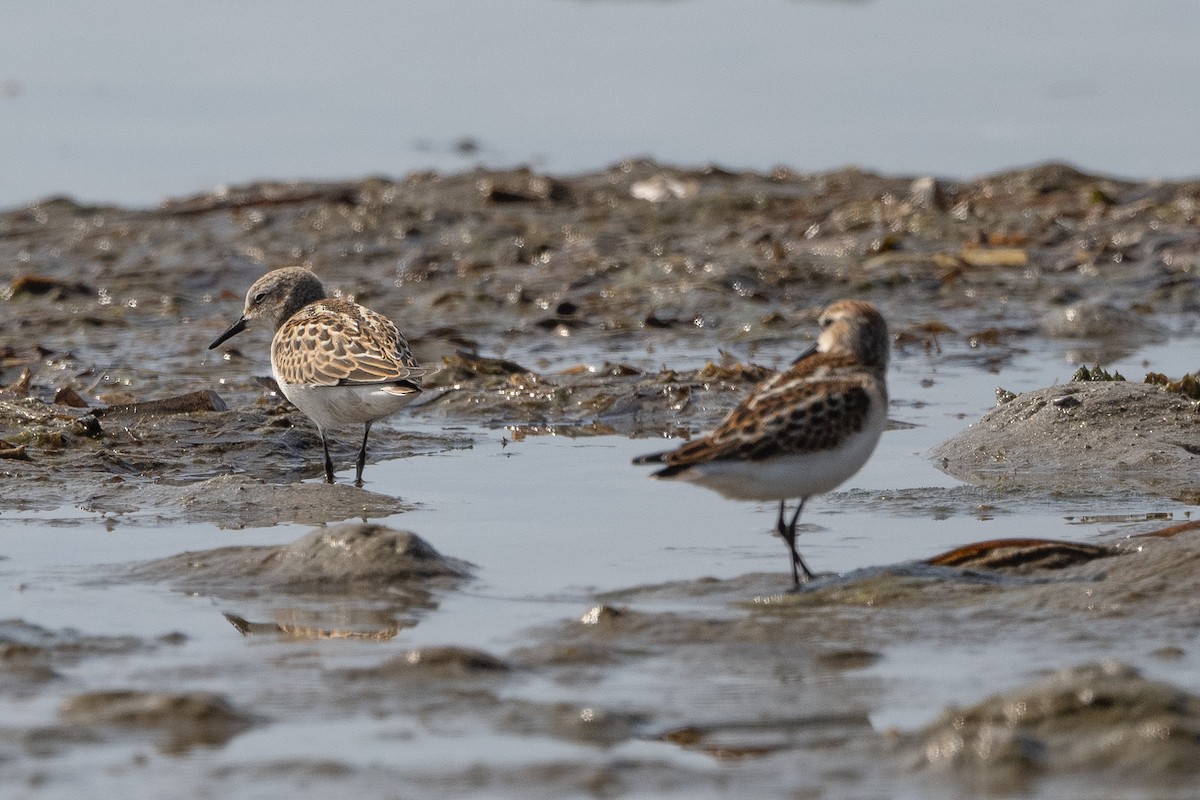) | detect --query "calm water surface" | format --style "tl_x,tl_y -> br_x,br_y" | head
2,0 -> 1198,208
